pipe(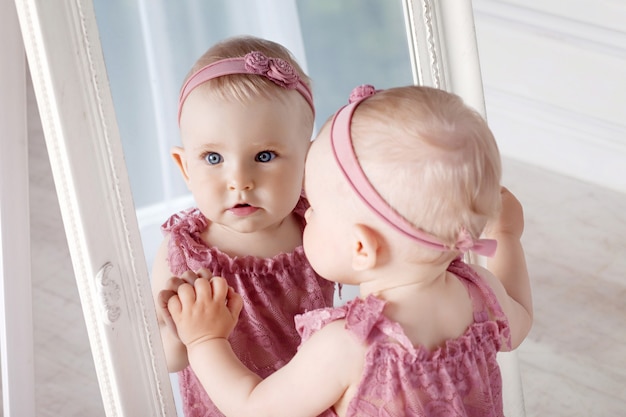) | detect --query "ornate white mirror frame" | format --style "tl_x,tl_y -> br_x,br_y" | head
12,0 -> 525,415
